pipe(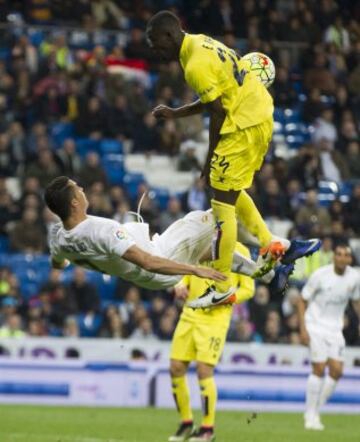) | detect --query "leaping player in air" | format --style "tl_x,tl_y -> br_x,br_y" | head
145,11 -> 321,308
45,176 -> 297,303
